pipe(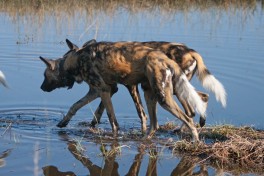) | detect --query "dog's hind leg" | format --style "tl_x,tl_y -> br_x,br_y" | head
91,84 -> 118,127
57,88 -> 99,128
145,59 -> 200,141
126,85 -> 148,134
144,80 -> 199,141
159,89 -> 199,141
